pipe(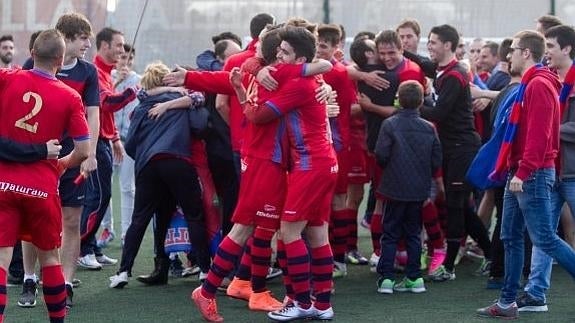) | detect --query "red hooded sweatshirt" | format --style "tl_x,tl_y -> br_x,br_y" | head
509,67 -> 561,180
